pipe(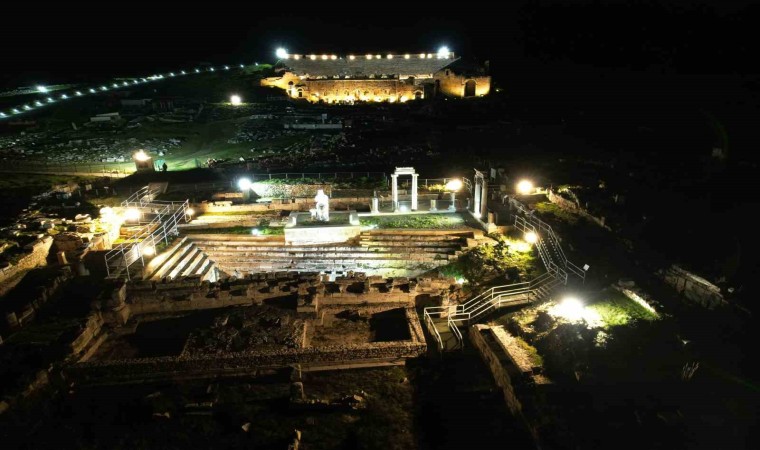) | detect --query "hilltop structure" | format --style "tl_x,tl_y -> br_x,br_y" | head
261,49 -> 490,103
